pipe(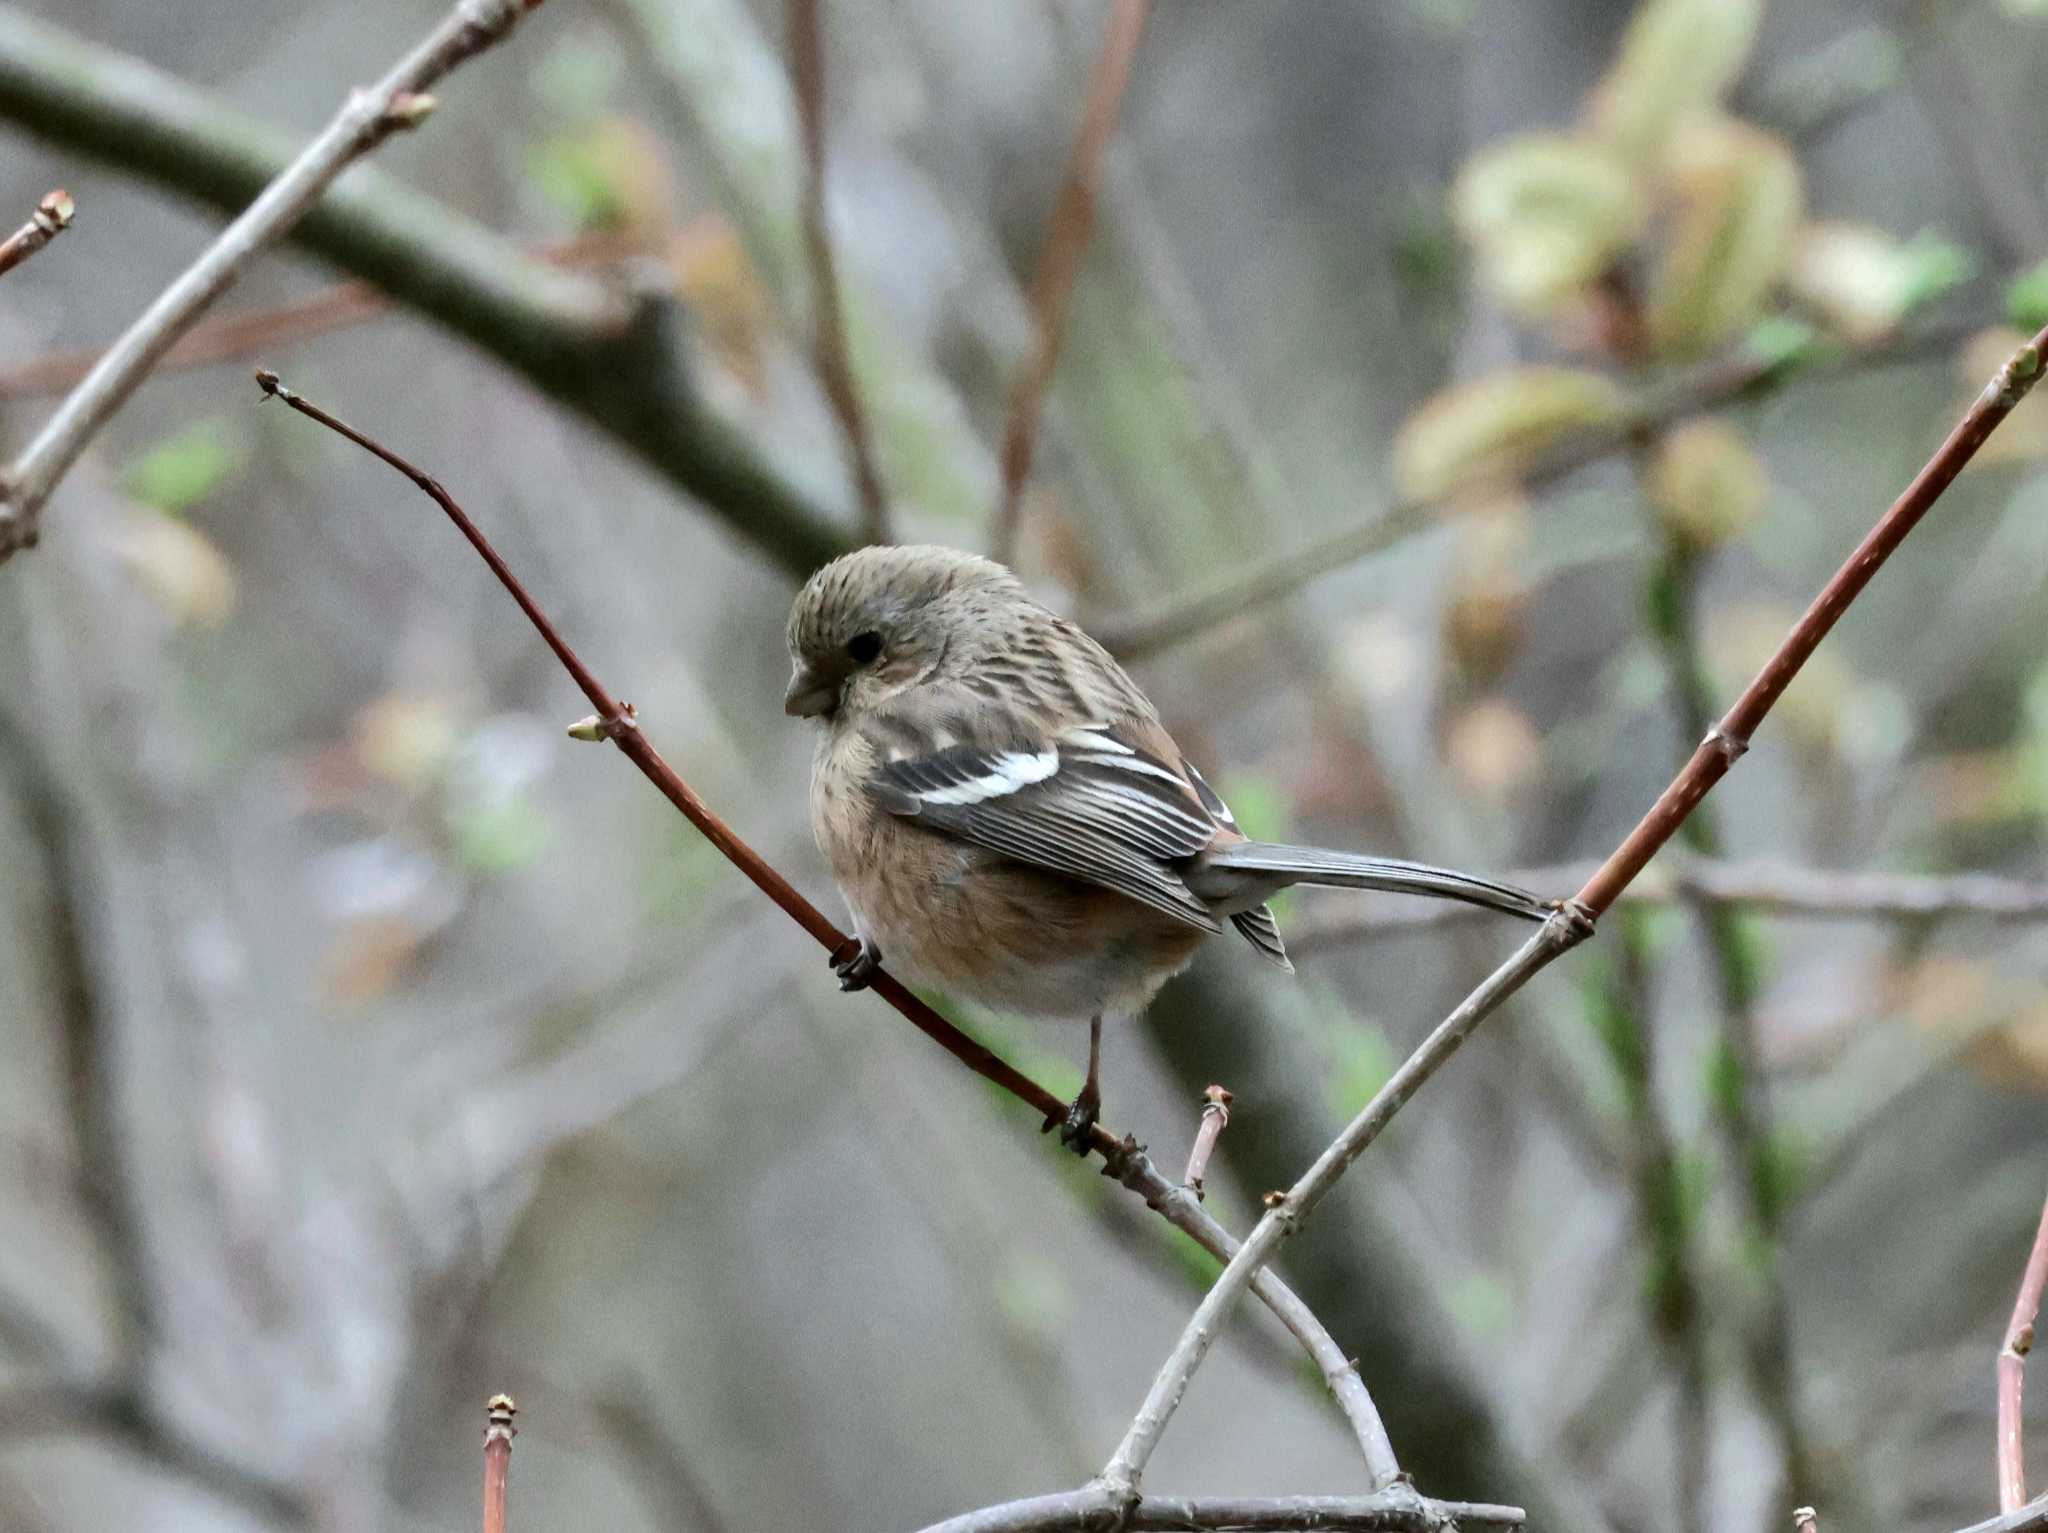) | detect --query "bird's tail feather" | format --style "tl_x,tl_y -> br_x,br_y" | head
1204,842 -> 1550,921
